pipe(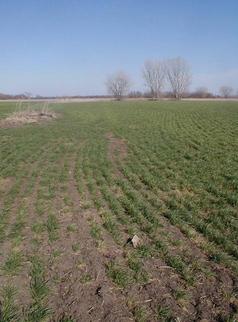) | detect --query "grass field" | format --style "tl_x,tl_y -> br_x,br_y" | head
0,100 -> 237,321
